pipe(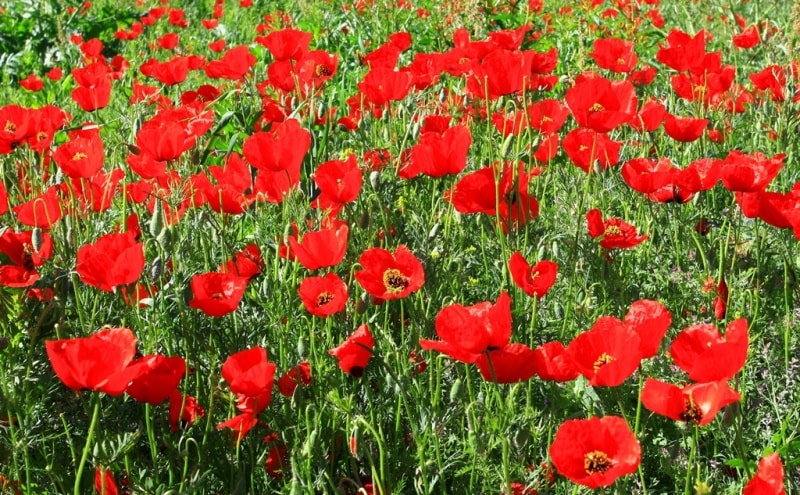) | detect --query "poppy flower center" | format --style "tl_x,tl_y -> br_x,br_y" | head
604,225 -> 623,236
589,102 -> 605,112
4,121 -> 16,133
315,64 -> 331,77
584,450 -> 612,474
36,131 -> 47,142
72,152 -> 88,161
383,268 -> 409,293
679,396 -> 703,424
317,291 -> 334,306
593,352 -> 616,372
